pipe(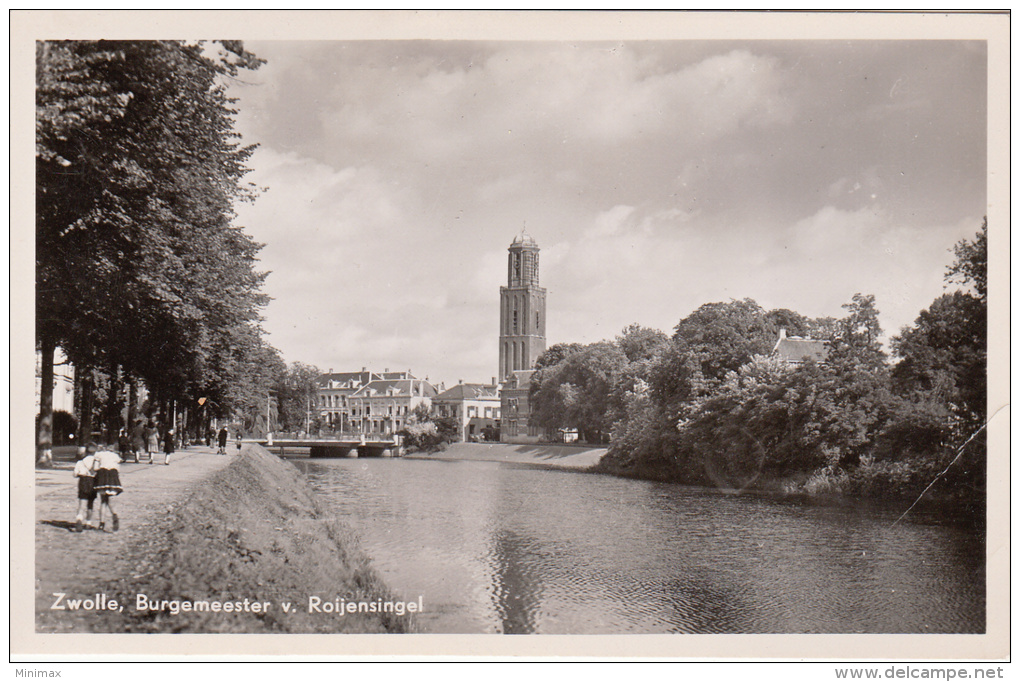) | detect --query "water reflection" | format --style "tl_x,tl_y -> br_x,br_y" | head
489,530 -> 543,634
295,458 -> 984,634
